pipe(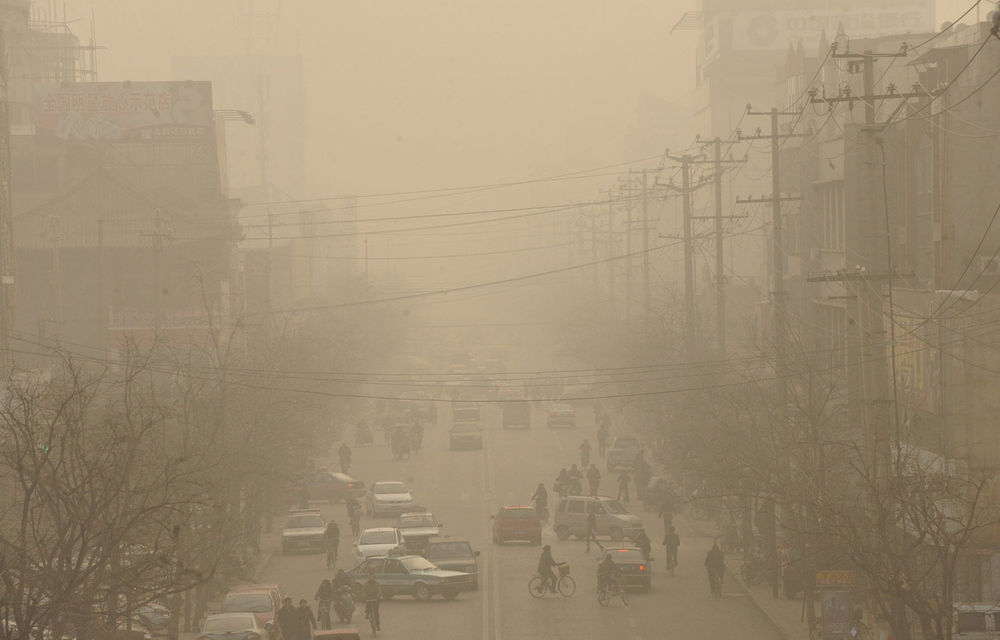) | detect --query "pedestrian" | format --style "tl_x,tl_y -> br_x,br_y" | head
663,525 -> 680,572
617,471 -> 630,503
635,528 -> 651,562
338,442 -> 352,473
705,542 -> 725,596
276,598 -> 296,640
586,464 -> 601,497
314,579 -> 333,630
324,520 -> 340,569
294,599 -> 316,640
596,423 -> 609,457
585,509 -> 604,552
